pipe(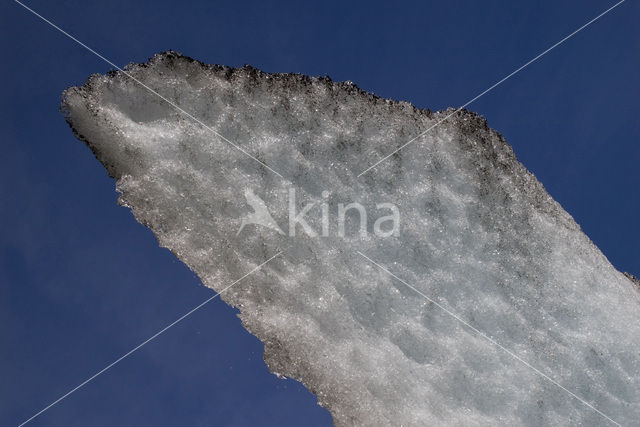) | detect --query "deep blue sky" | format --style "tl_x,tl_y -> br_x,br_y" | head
1,1 -> 638,425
